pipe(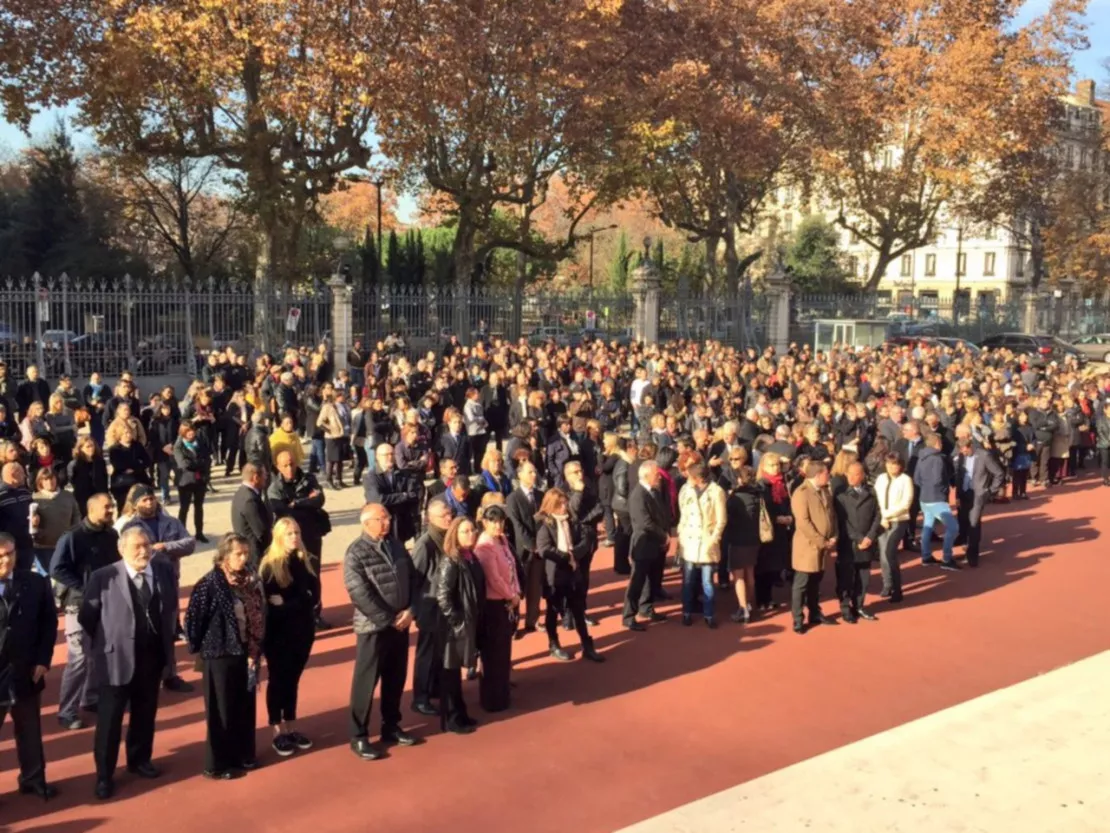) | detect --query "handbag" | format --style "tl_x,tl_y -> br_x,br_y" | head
759,500 -> 775,543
